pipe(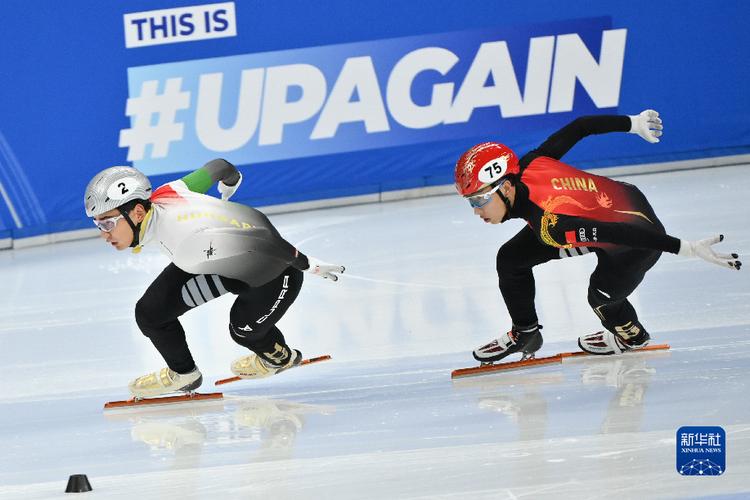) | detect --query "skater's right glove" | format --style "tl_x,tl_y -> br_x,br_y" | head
628,109 -> 663,144
218,172 -> 242,201
678,234 -> 742,270
304,256 -> 345,282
